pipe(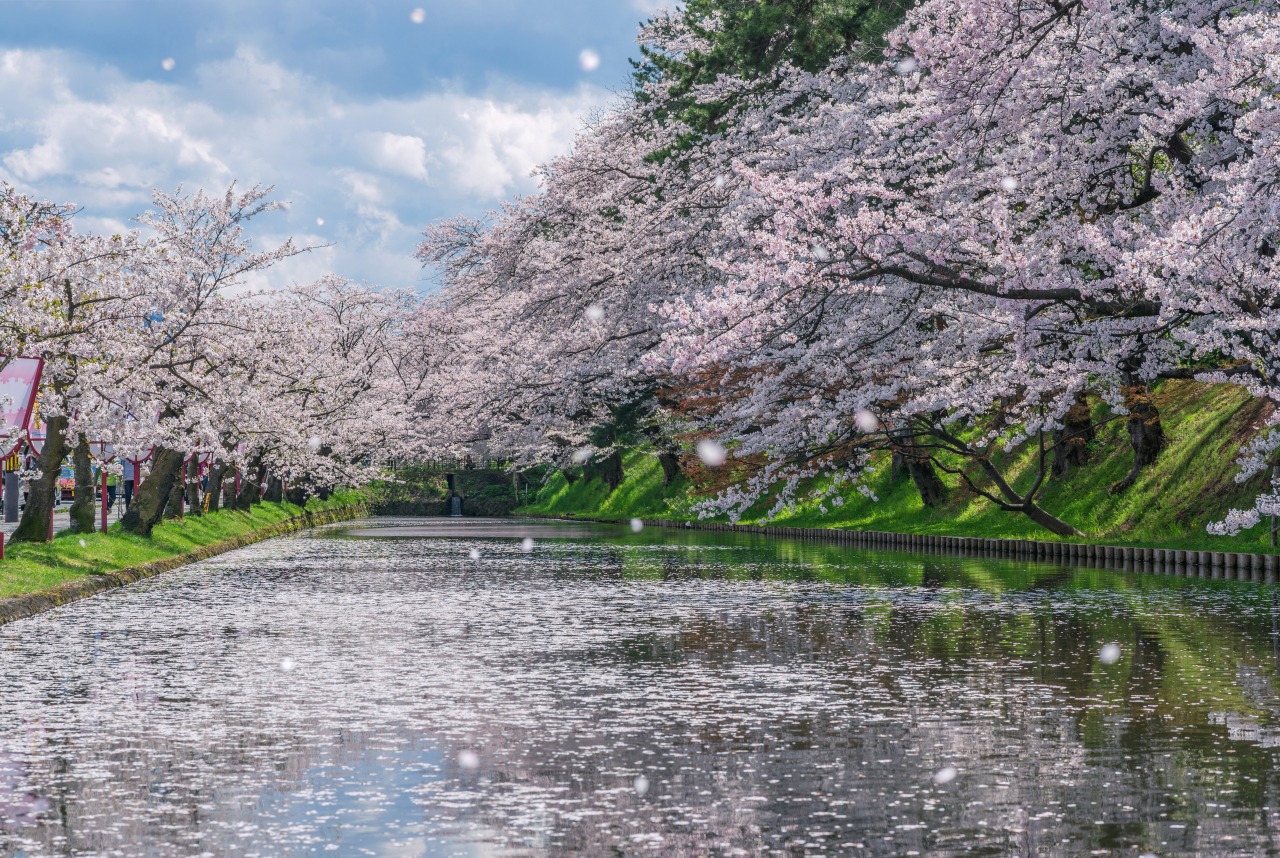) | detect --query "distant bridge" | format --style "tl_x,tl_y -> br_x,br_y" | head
415,458 -> 512,474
